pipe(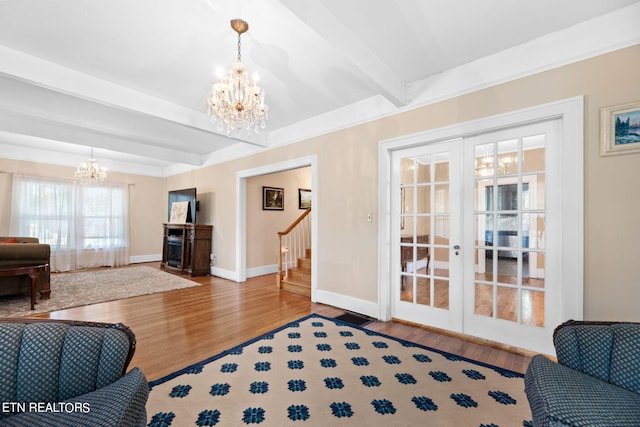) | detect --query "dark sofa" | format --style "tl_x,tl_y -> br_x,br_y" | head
524,320 -> 640,426
0,318 -> 148,426
0,236 -> 50,298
